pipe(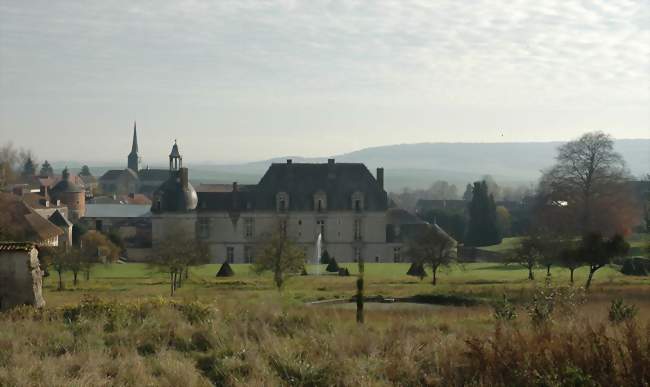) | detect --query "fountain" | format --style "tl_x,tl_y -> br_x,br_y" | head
313,232 -> 322,275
